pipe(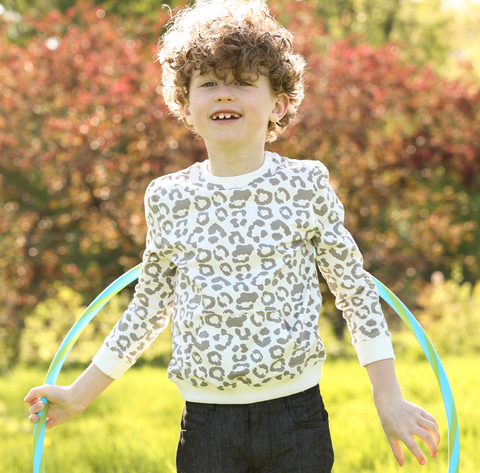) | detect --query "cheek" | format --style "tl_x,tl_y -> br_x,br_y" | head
186,106 -> 202,126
